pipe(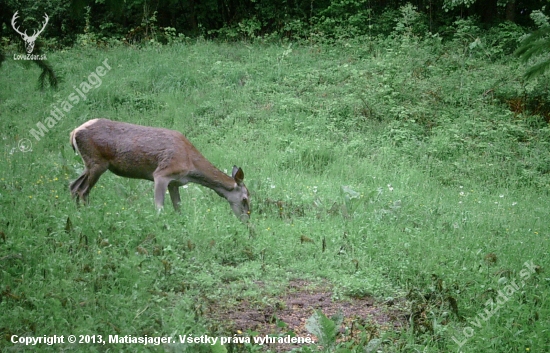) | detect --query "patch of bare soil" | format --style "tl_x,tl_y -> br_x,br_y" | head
206,279 -> 407,352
